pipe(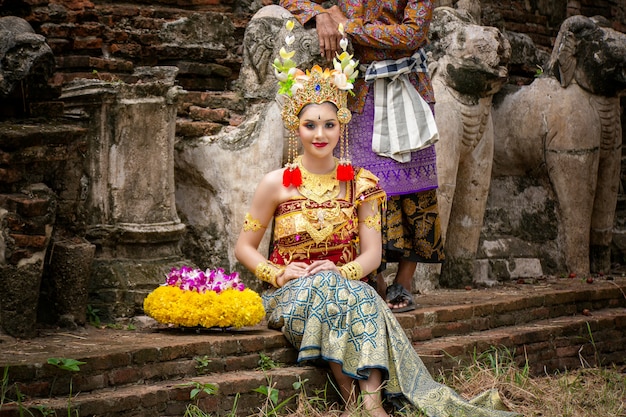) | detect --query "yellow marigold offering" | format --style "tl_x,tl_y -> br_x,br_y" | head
143,267 -> 265,329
